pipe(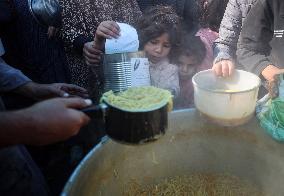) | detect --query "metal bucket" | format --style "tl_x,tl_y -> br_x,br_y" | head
62,109 -> 284,196
103,51 -> 150,92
